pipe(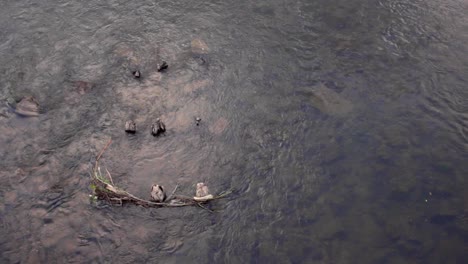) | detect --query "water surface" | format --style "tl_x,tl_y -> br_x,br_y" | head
1,0 -> 467,263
